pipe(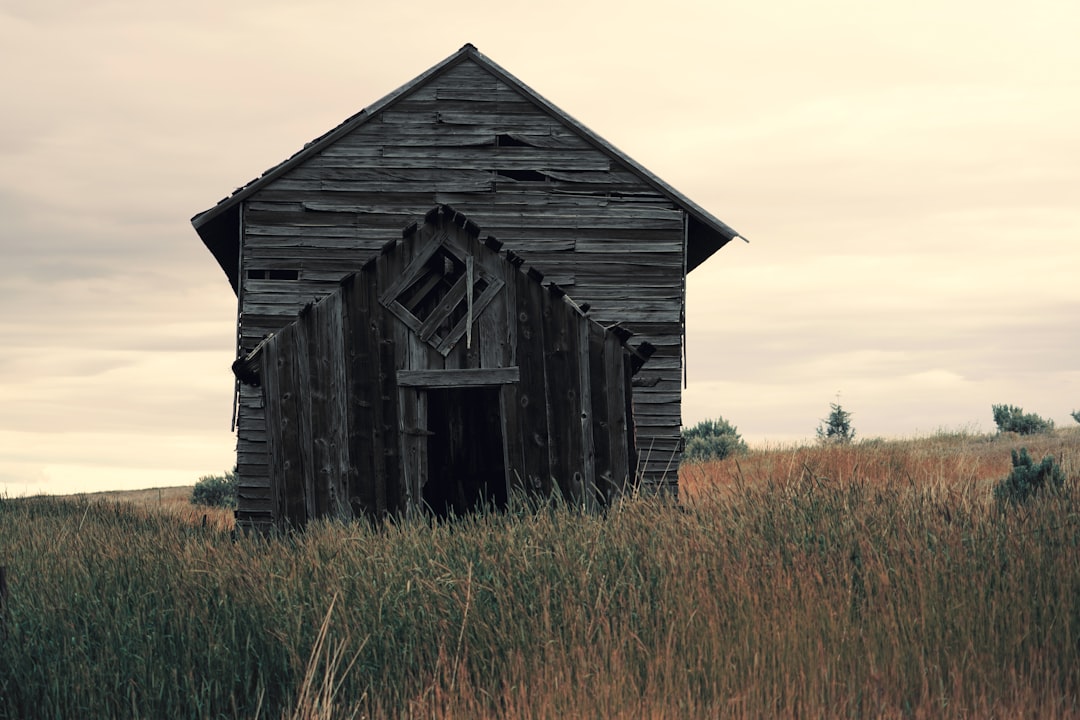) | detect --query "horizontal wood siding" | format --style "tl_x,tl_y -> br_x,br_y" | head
235,59 -> 685,523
